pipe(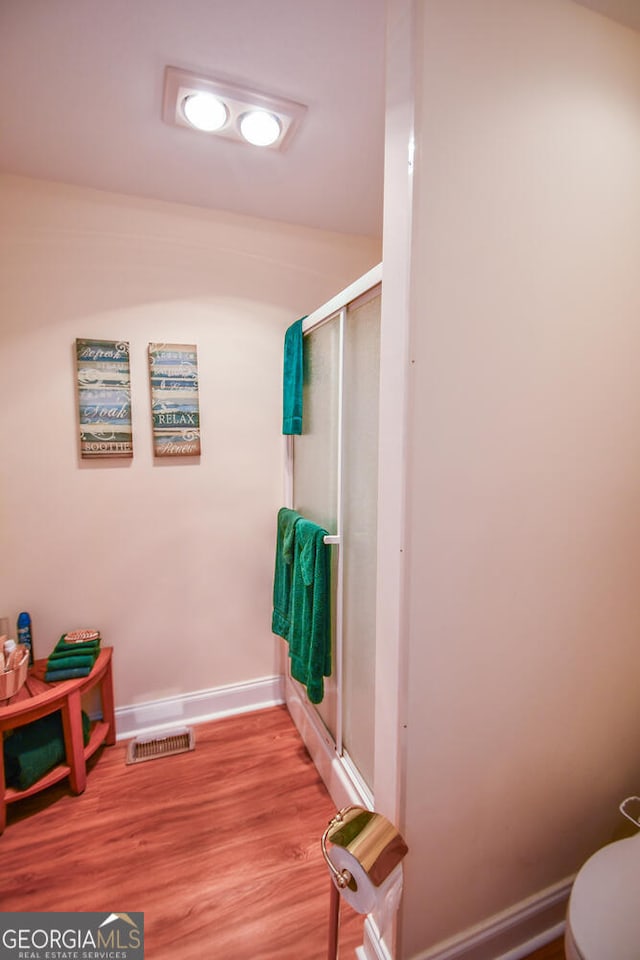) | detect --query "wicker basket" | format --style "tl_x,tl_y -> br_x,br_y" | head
0,644 -> 29,700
